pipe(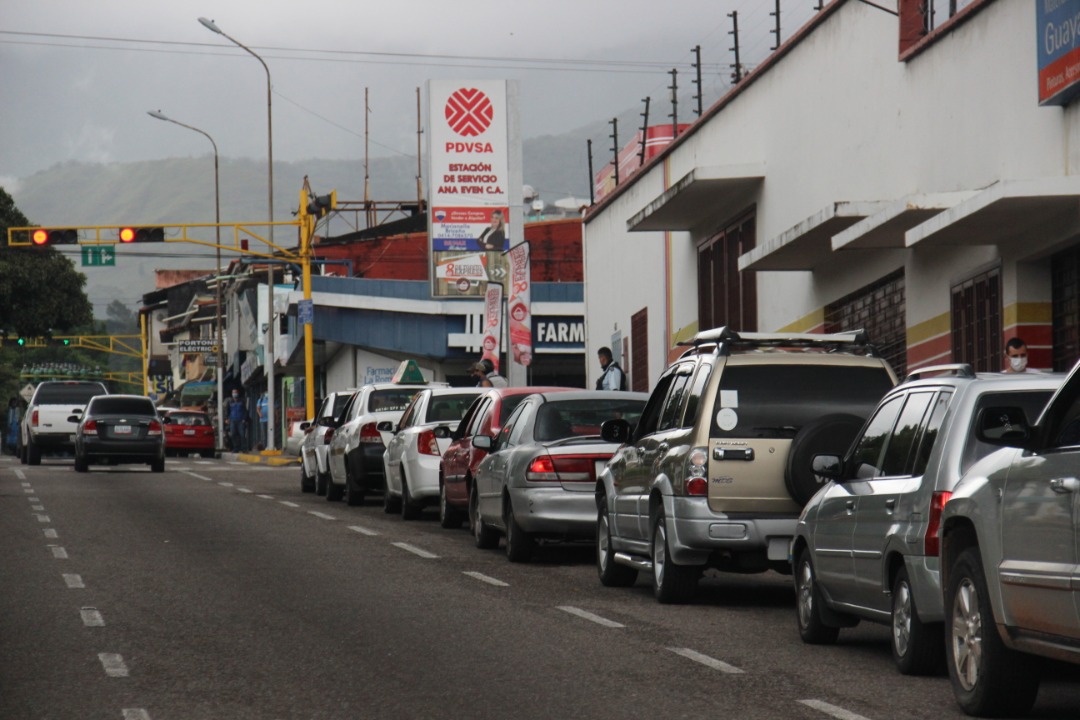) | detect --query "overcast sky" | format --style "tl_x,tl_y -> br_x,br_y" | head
0,0 -> 832,192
